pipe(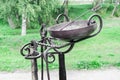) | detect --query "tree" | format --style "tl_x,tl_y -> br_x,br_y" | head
63,0 -> 68,16
21,5 -> 27,36
111,0 -> 120,16
0,0 -> 60,36
92,0 -> 103,11
0,0 -> 19,29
